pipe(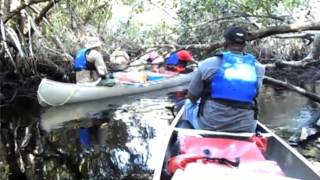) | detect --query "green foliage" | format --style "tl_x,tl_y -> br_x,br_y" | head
0,0 -> 308,60
122,0 -> 137,5
176,0 -> 303,44
50,0 -> 113,28
283,0 -> 304,10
